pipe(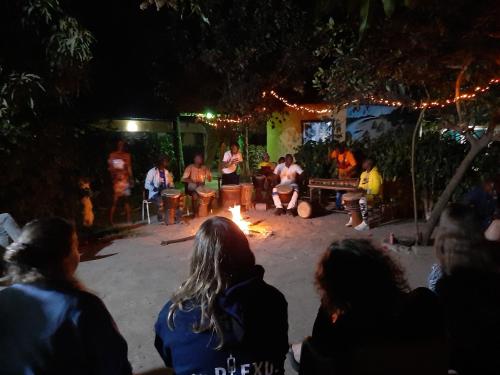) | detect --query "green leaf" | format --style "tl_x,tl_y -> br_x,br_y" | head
382,0 -> 396,17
